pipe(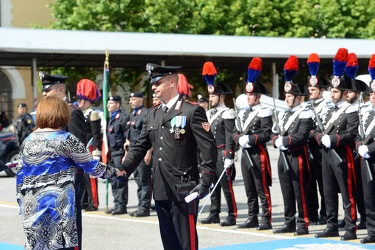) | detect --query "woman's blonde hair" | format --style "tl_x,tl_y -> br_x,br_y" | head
36,96 -> 70,129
